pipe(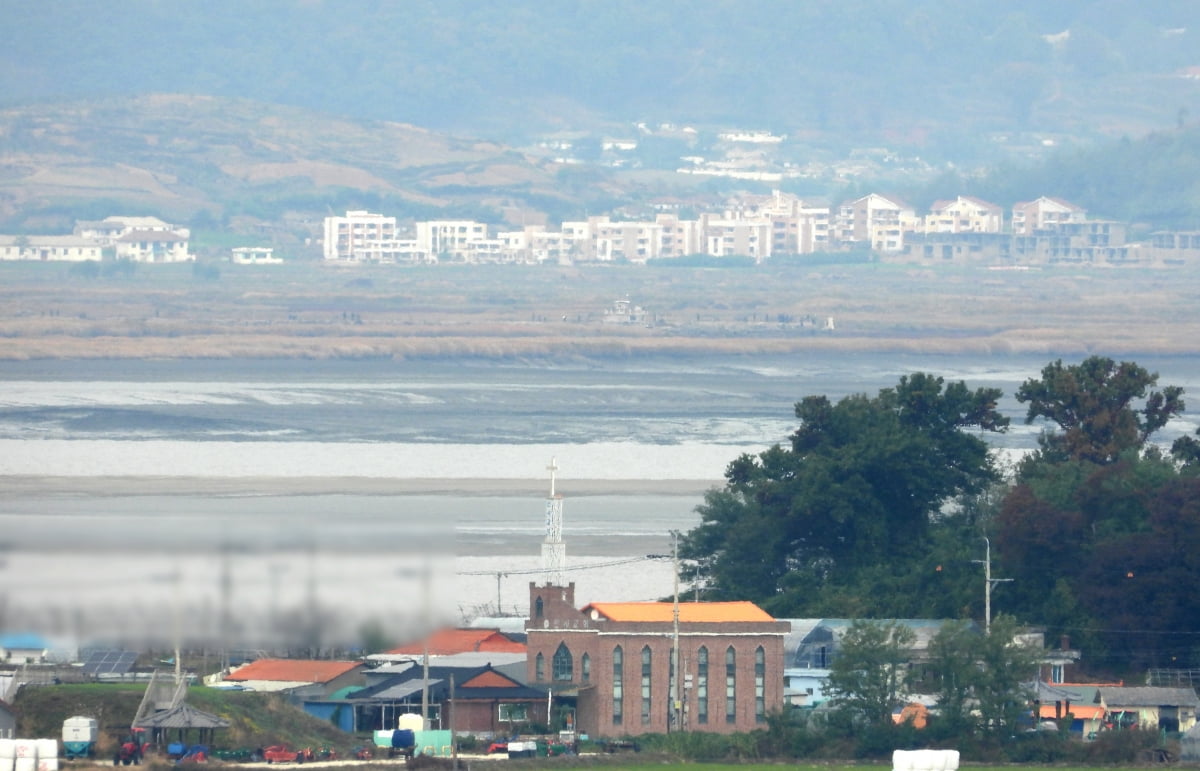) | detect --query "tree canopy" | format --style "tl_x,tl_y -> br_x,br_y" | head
681,356 -> 1200,672
1016,356 -> 1184,465
679,372 -> 1008,616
